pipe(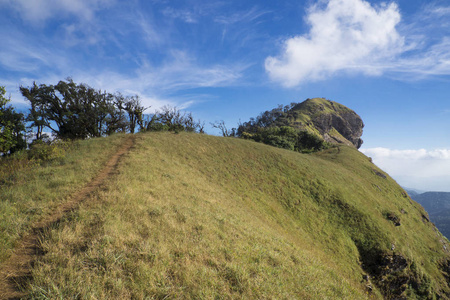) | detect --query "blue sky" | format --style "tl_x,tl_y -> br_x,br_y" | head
1,0 -> 450,191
